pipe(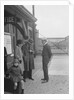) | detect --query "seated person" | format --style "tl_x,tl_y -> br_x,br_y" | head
7,59 -> 24,94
